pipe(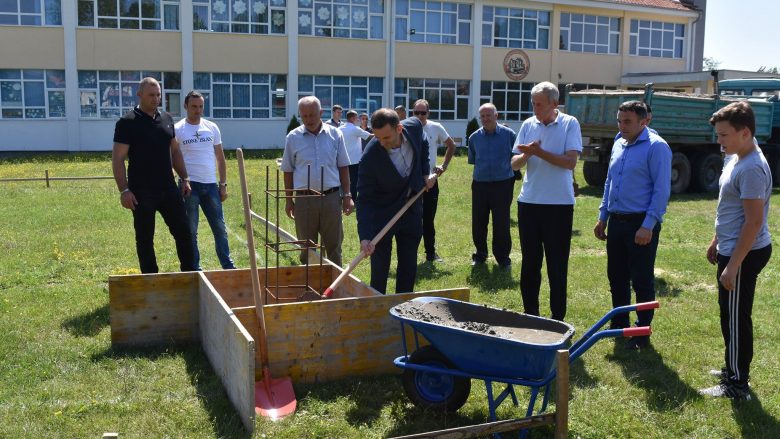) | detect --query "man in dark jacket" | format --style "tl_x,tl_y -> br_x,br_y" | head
356,109 -> 436,294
